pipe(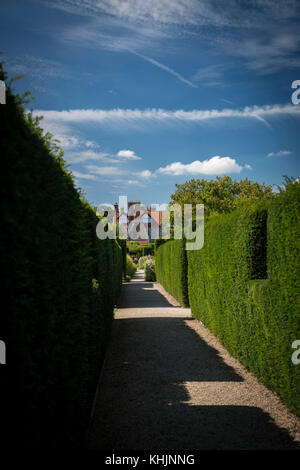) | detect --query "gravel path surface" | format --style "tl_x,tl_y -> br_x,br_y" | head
88,270 -> 300,450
